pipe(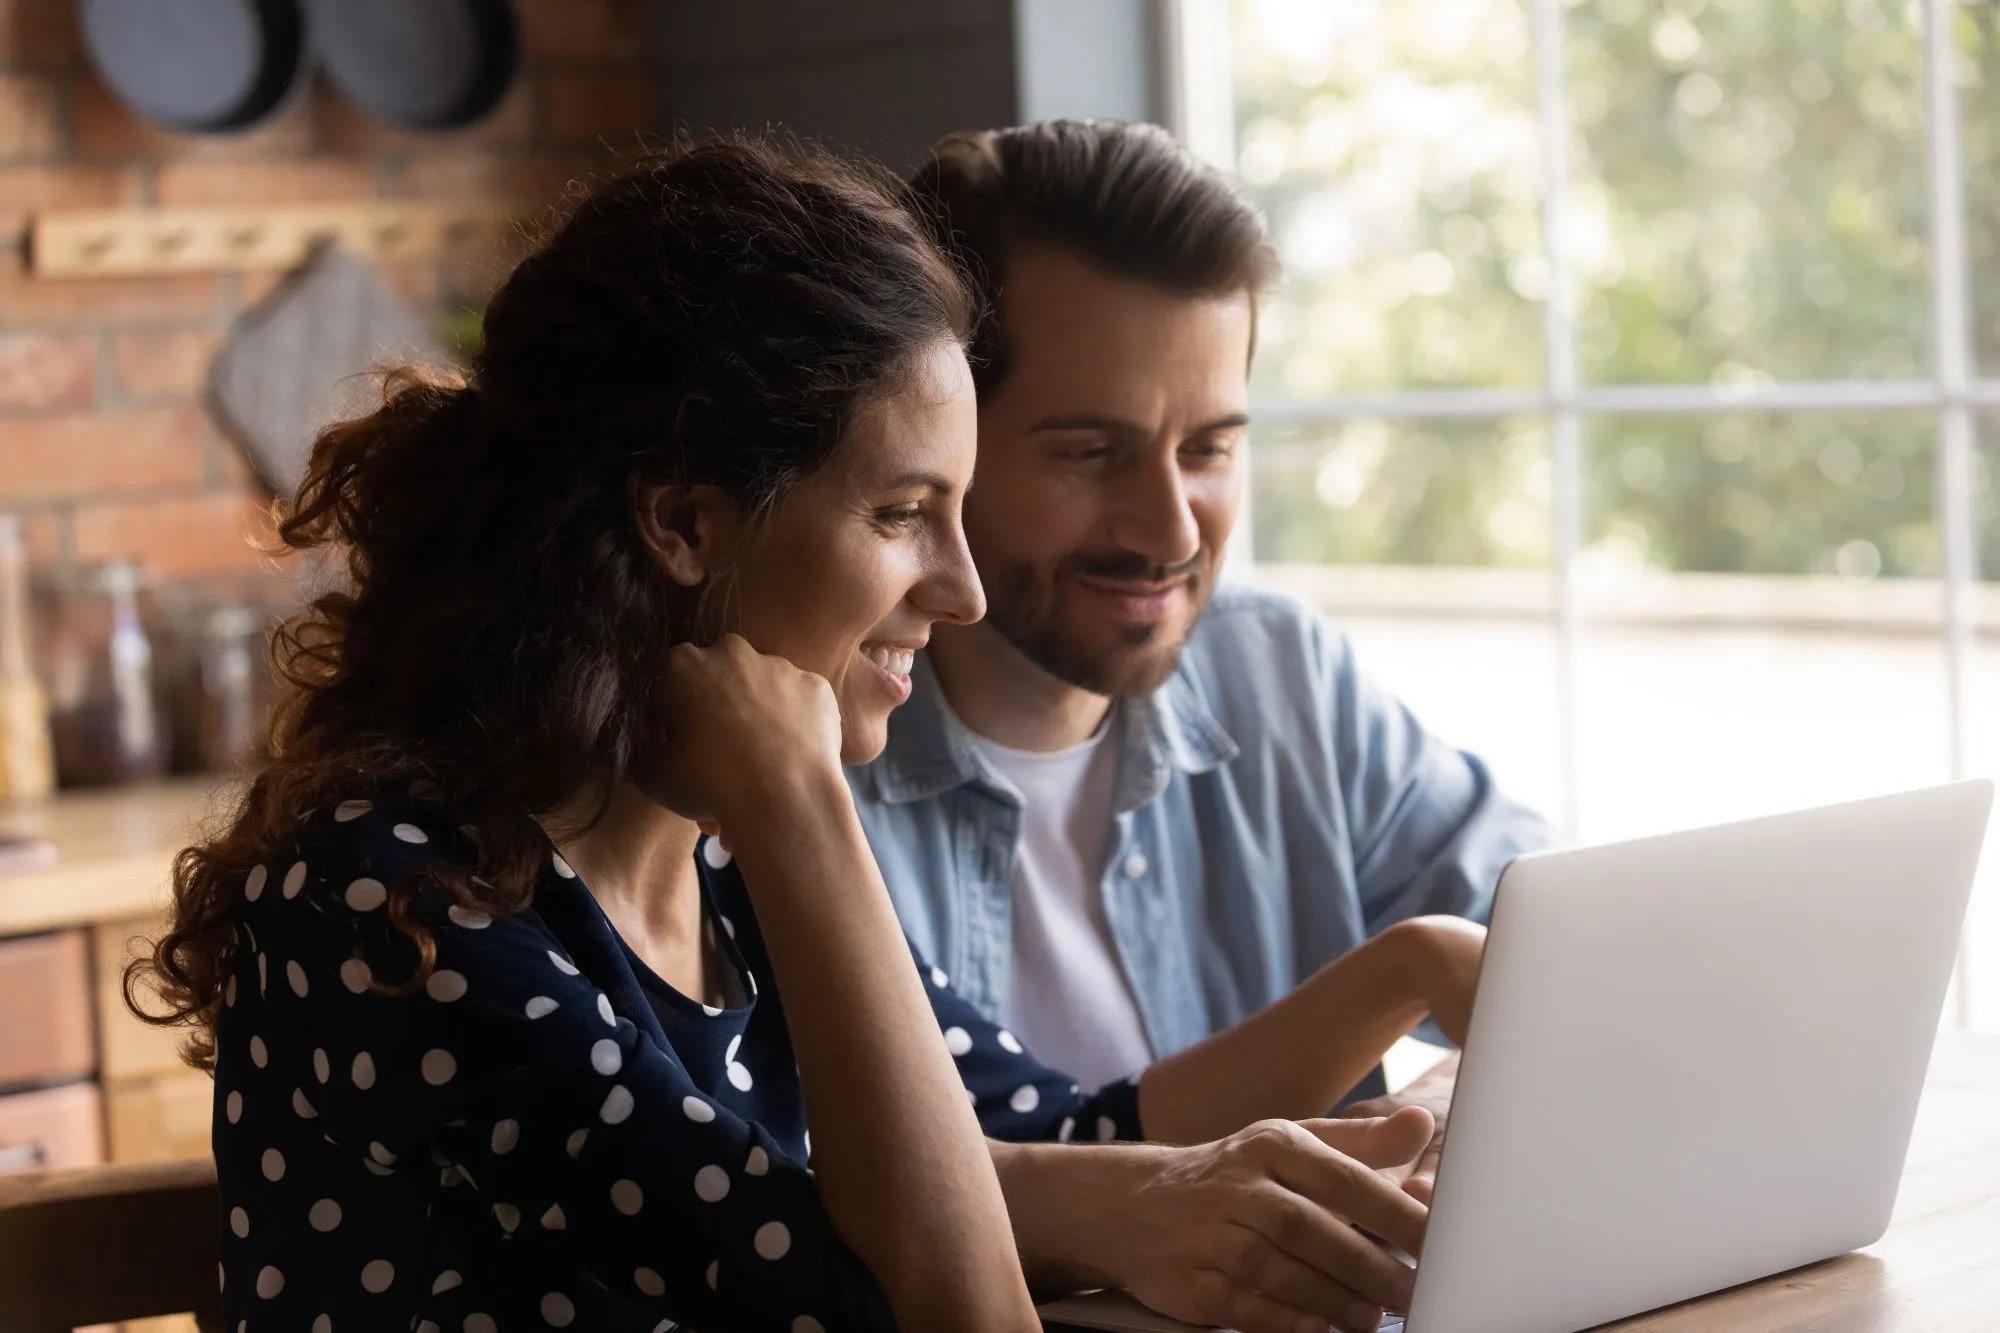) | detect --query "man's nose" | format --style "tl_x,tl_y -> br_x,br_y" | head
1110,457 -> 1201,570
